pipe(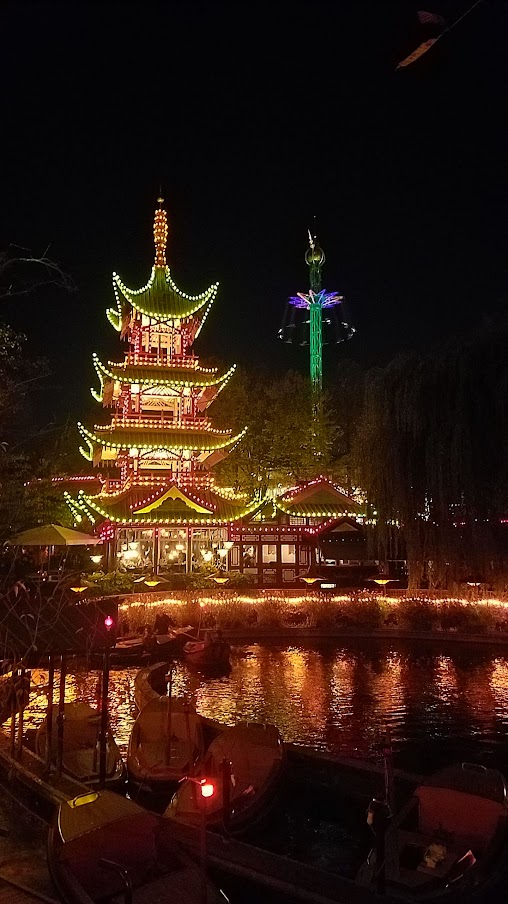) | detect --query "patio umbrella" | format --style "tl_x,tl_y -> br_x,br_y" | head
4,524 -> 100,547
